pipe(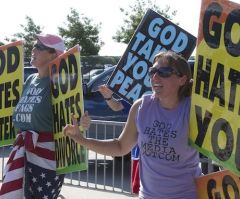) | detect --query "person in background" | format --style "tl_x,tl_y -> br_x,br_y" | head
98,84 -> 131,116
64,50 -> 202,199
0,34 -> 65,199
98,84 -> 140,194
